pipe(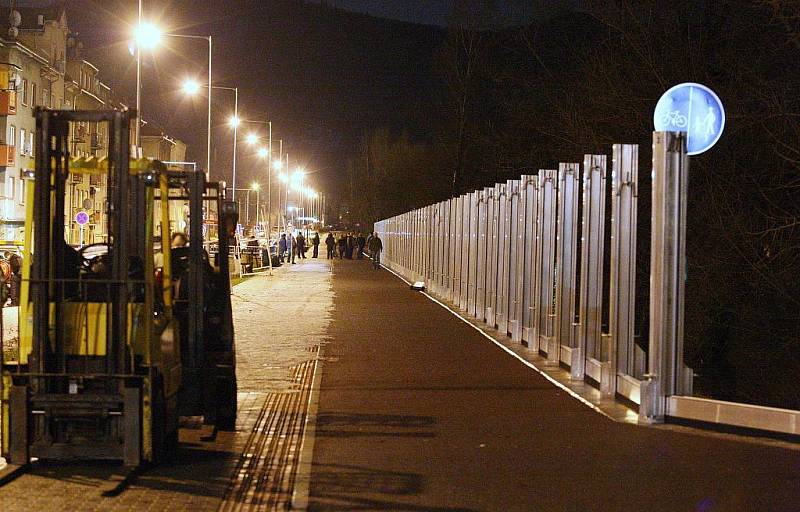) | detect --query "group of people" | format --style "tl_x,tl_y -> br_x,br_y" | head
278,231 -> 322,264
324,232 -> 383,269
277,230 -> 383,269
